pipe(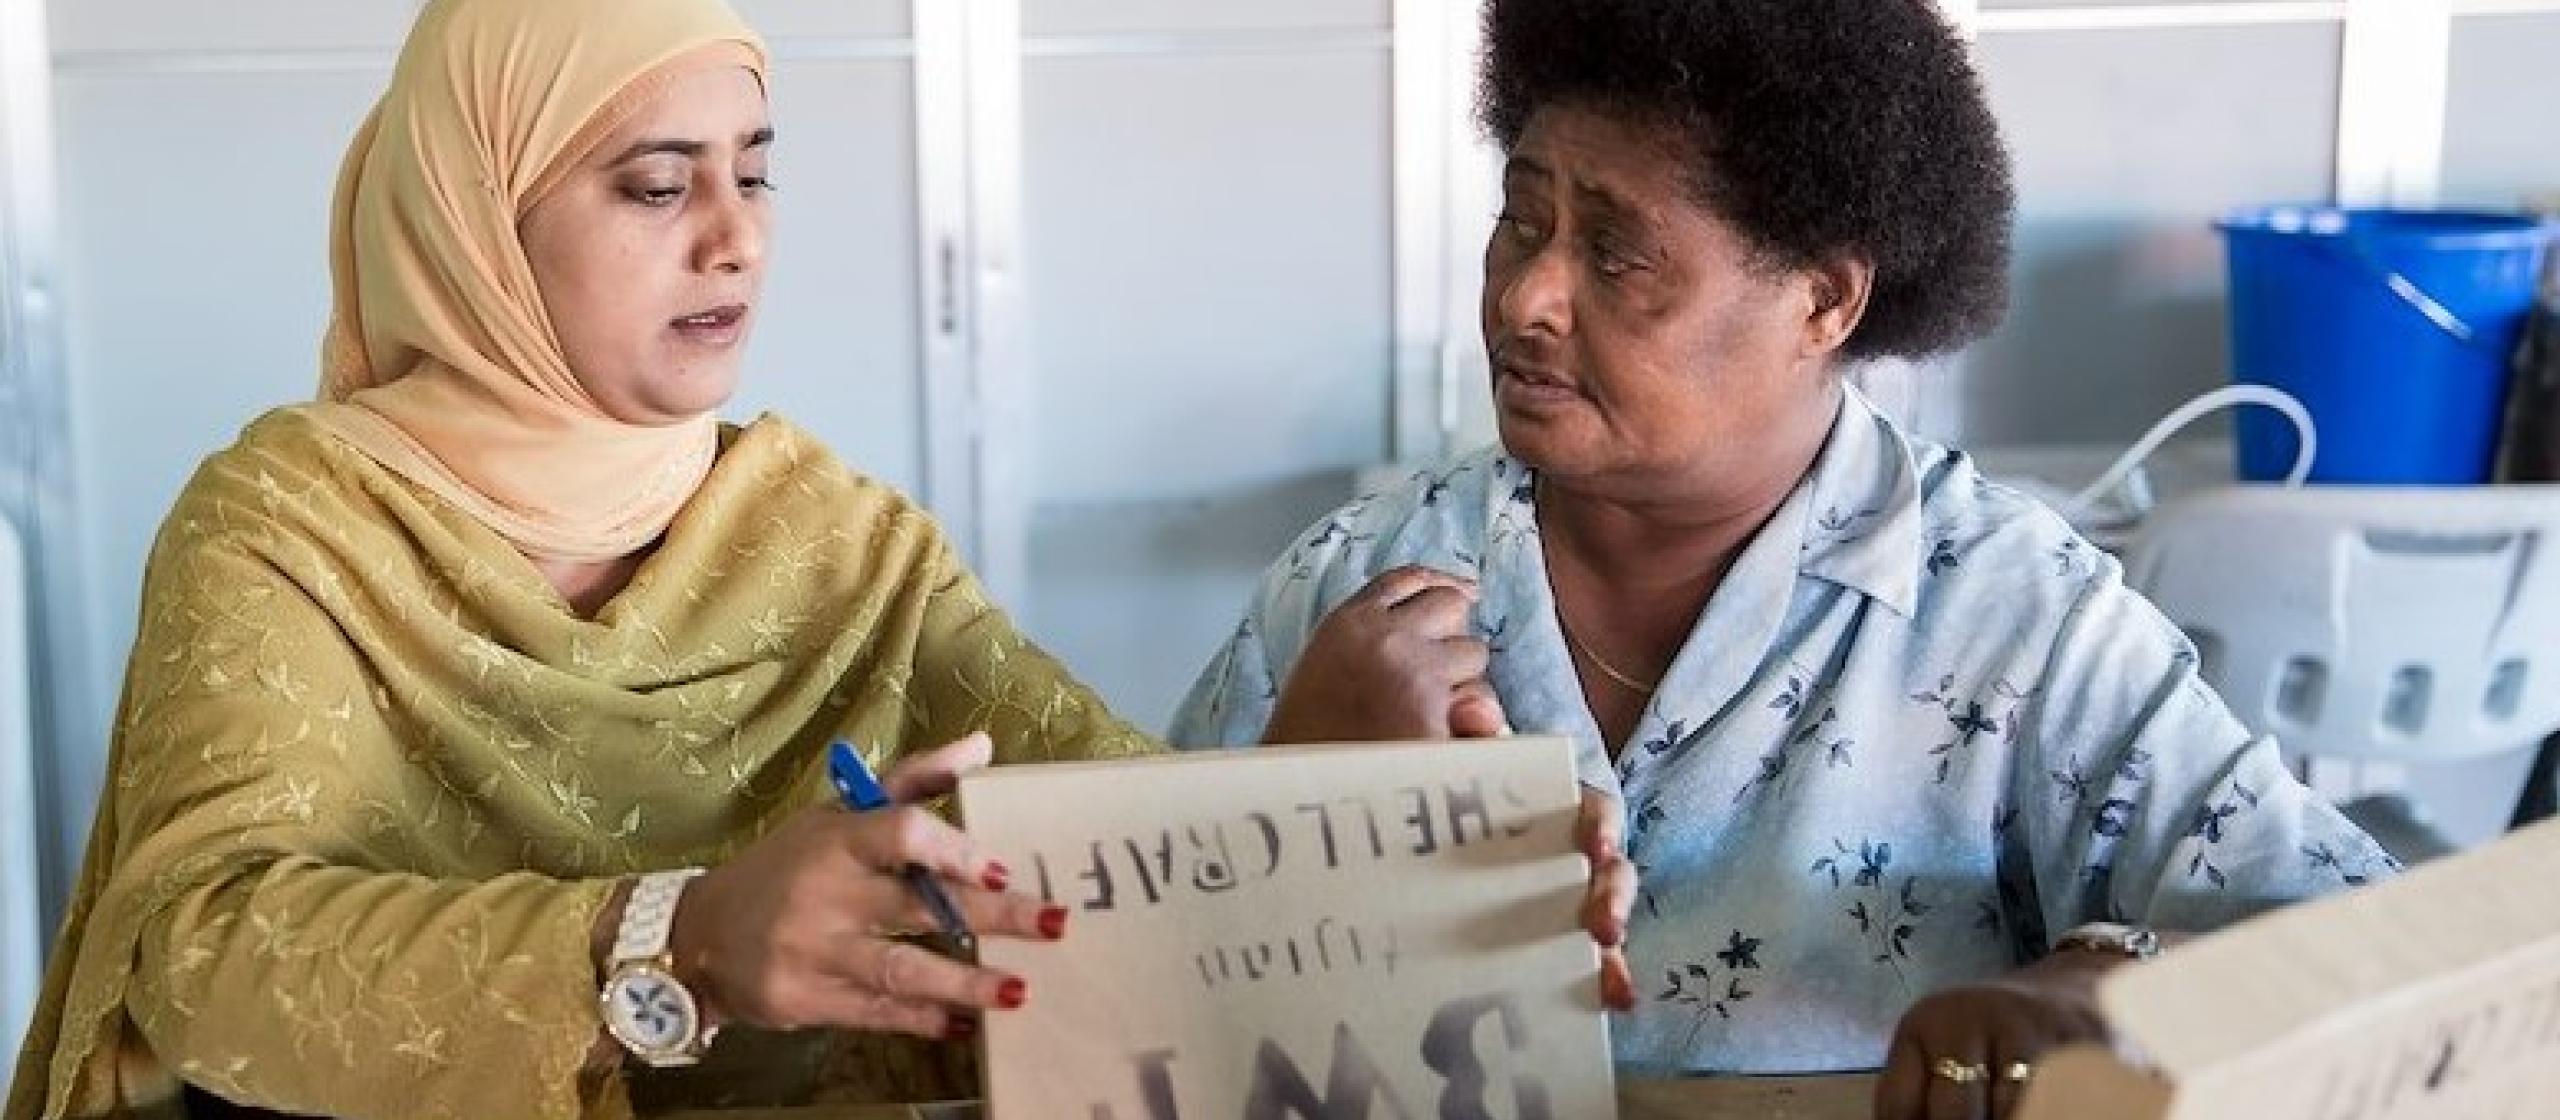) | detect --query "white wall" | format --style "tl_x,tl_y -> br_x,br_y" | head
2442,11 -> 2560,210
1968,21 -> 2344,444
1018,12 -> 1395,726
0,513 -> 41,1080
